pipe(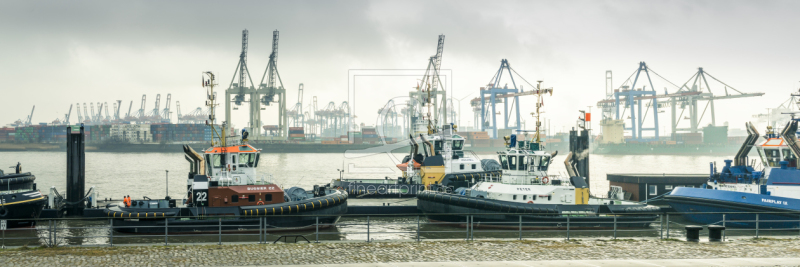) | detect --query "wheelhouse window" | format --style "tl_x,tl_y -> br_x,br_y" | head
248,195 -> 256,202
211,154 -> 223,168
519,156 -> 528,171
649,185 -> 657,196
453,140 -> 464,150
205,154 -> 212,173
529,156 -> 550,171
264,194 -> 272,202
500,155 -> 509,170
231,195 -> 239,203
782,149 -> 797,167
472,164 -> 476,169
460,164 -> 465,170
513,195 -> 517,200
508,155 -> 517,170
434,141 -> 443,153
764,149 -> 781,167
239,153 -> 258,167
539,156 -> 550,171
